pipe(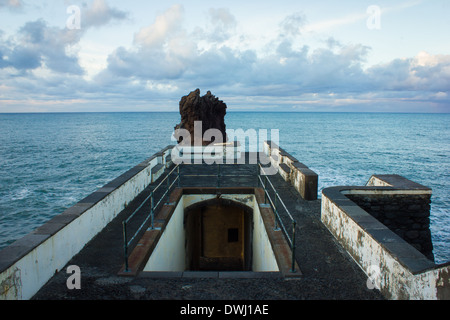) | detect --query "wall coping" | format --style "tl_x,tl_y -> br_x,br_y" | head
366,174 -> 432,191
